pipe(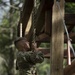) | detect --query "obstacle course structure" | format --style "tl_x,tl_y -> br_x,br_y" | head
17,0 -> 75,75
